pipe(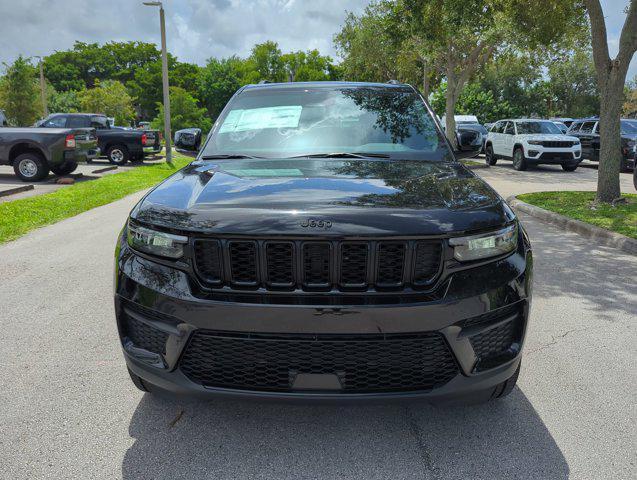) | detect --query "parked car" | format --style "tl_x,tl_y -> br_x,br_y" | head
567,117 -> 636,172
0,127 -> 98,181
549,117 -> 575,128
36,113 -> 161,164
115,81 -> 532,404
552,121 -> 568,134
174,128 -> 202,152
485,118 -> 581,171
